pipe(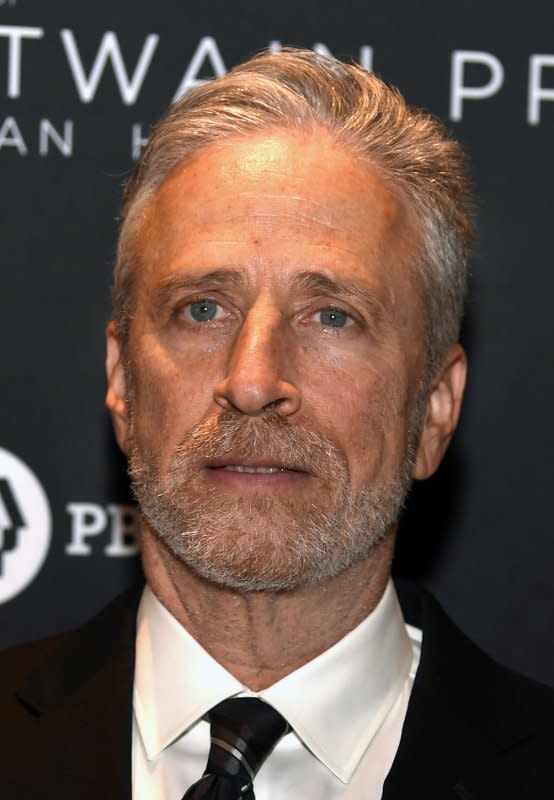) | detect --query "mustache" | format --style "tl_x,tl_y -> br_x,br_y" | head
168,408 -> 349,480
